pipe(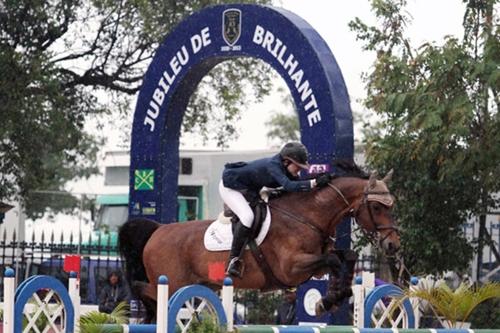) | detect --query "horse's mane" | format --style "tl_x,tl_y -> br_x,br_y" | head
271,159 -> 369,203
300,159 -> 369,181
331,159 -> 369,179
